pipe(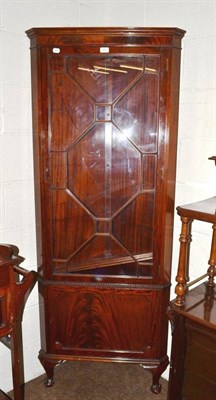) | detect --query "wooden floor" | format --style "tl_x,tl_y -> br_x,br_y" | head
8,361 -> 168,400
